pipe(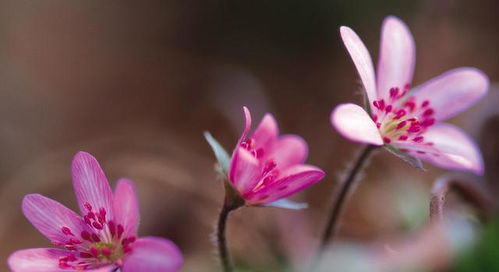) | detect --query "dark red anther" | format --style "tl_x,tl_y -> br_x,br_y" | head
389,87 -> 399,98
68,239 -> 82,245
91,233 -> 101,242
67,254 -> 77,262
413,136 -> 424,143
394,109 -> 407,119
421,100 -> 430,108
90,247 -> 100,258
262,160 -> 277,176
376,122 -> 381,128
102,248 -> 112,257
61,227 -> 74,236
383,137 -> 391,144
421,118 -> 435,128
385,105 -> 393,113
423,108 -> 434,117
92,222 -> 103,230
398,135 -> 408,141
404,83 -> 411,91
404,101 -> 416,112
372,114 -> 378,122
108,220 -> 116,237
117,224 -> 124,238
400,148 -> 409,152
407,122 -> 421,133
80,252 -> 93,258
84,202 -> 93,211
80,231 -> 91,241
416,151 -> 426,154
396,121 -> 407,130
64,245 -> 76,251
127,236 -> 136,243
